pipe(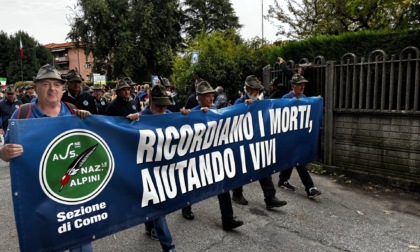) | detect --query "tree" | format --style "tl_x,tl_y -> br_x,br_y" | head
267,0 -> 420,39
0,31 -> 53,84
129,0 -> 183,80
67,0 -> 183,82
0,31 -> 11,79
182,0 -> 242,40
172,30 -> 272,105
